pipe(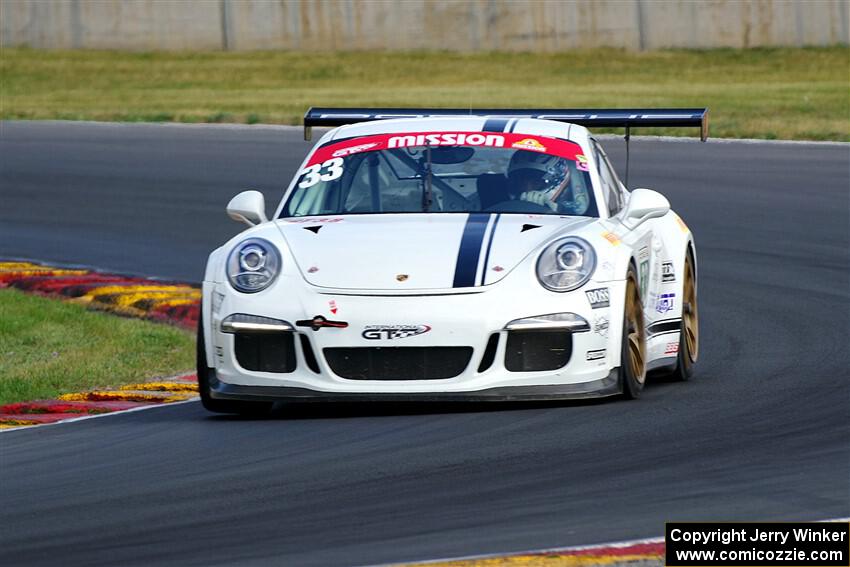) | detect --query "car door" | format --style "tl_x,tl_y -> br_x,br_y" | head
591,140 -> 659,318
